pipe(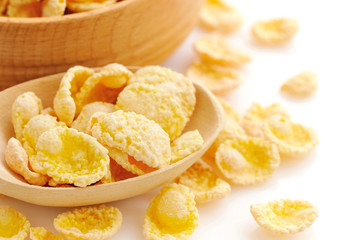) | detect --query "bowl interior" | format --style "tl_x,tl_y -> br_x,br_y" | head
0,72 -> 224,207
